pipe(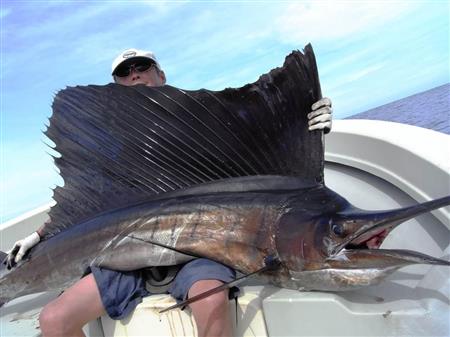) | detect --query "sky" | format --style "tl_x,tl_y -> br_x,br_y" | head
1,0 -> 449,222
